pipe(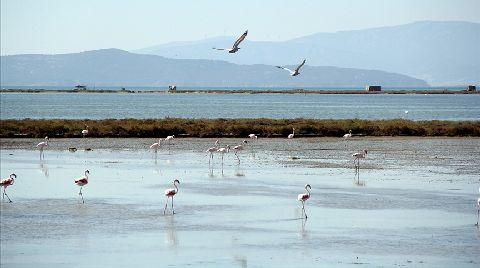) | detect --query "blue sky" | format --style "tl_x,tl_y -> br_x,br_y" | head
1,0 -> 479,55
